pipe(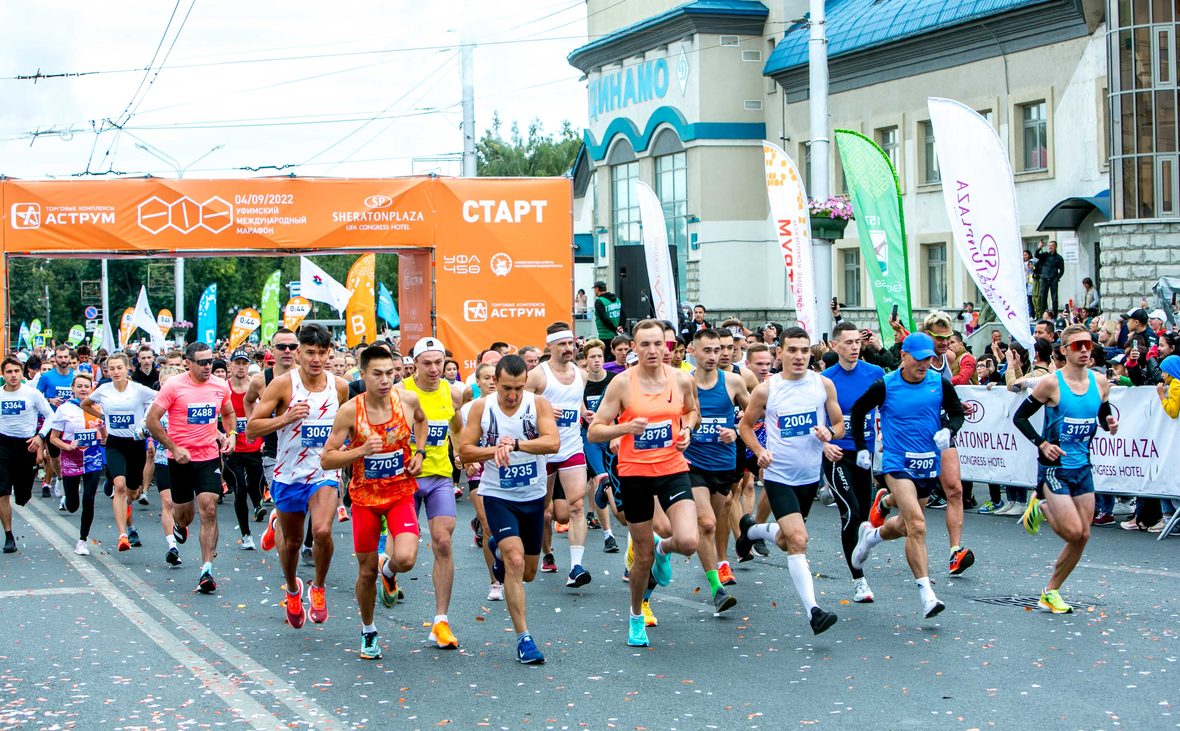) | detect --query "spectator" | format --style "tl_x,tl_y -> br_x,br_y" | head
1148,355 -> 1180,533
1148,308 -> 1168,337
592,281 -> 625,340
574,288 -> 588,319
948,331 -> 977,385
681,305 -> 712,338
1024,250 -> 1036,318
976,355 -> 1003,385
1004,342 -> 1031,387
604,335 -> 630,374
1032,338 -> 1053,375
954,302 -> 979,336
1144,332 -> 1177,384
1034,319 -> 1055,342
1082,277 -> 1101,315
1035,240 -> 1065,315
